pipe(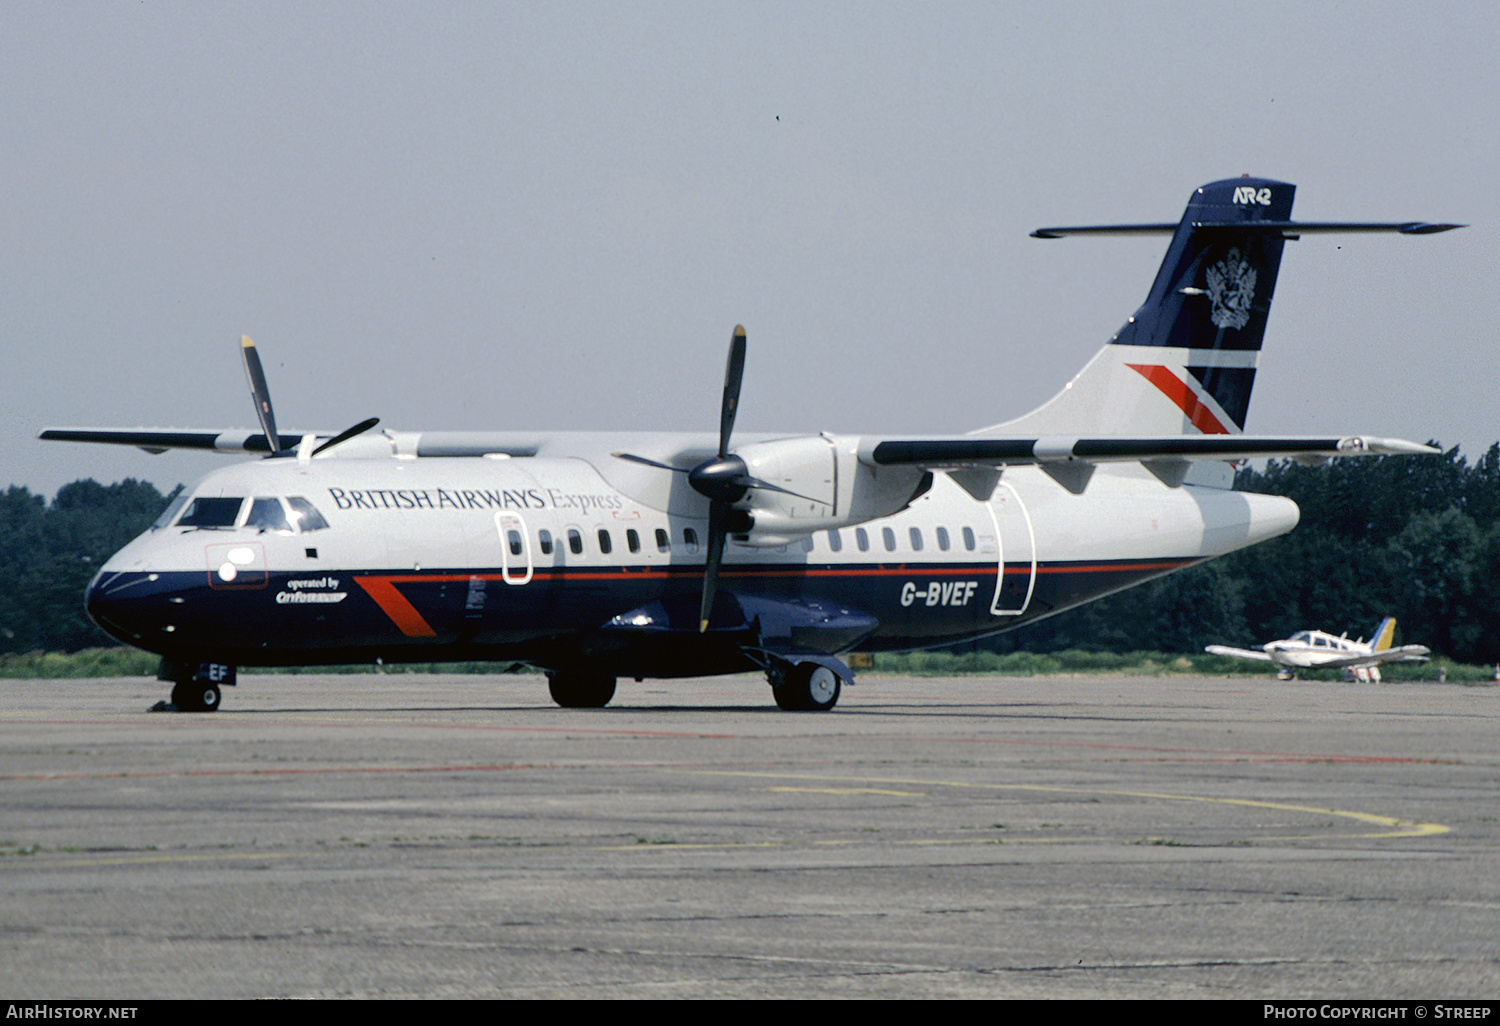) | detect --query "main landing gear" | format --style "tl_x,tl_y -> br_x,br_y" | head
771,662 -> 842,712
542,662 -> 846,712
547,671 -> 617,708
